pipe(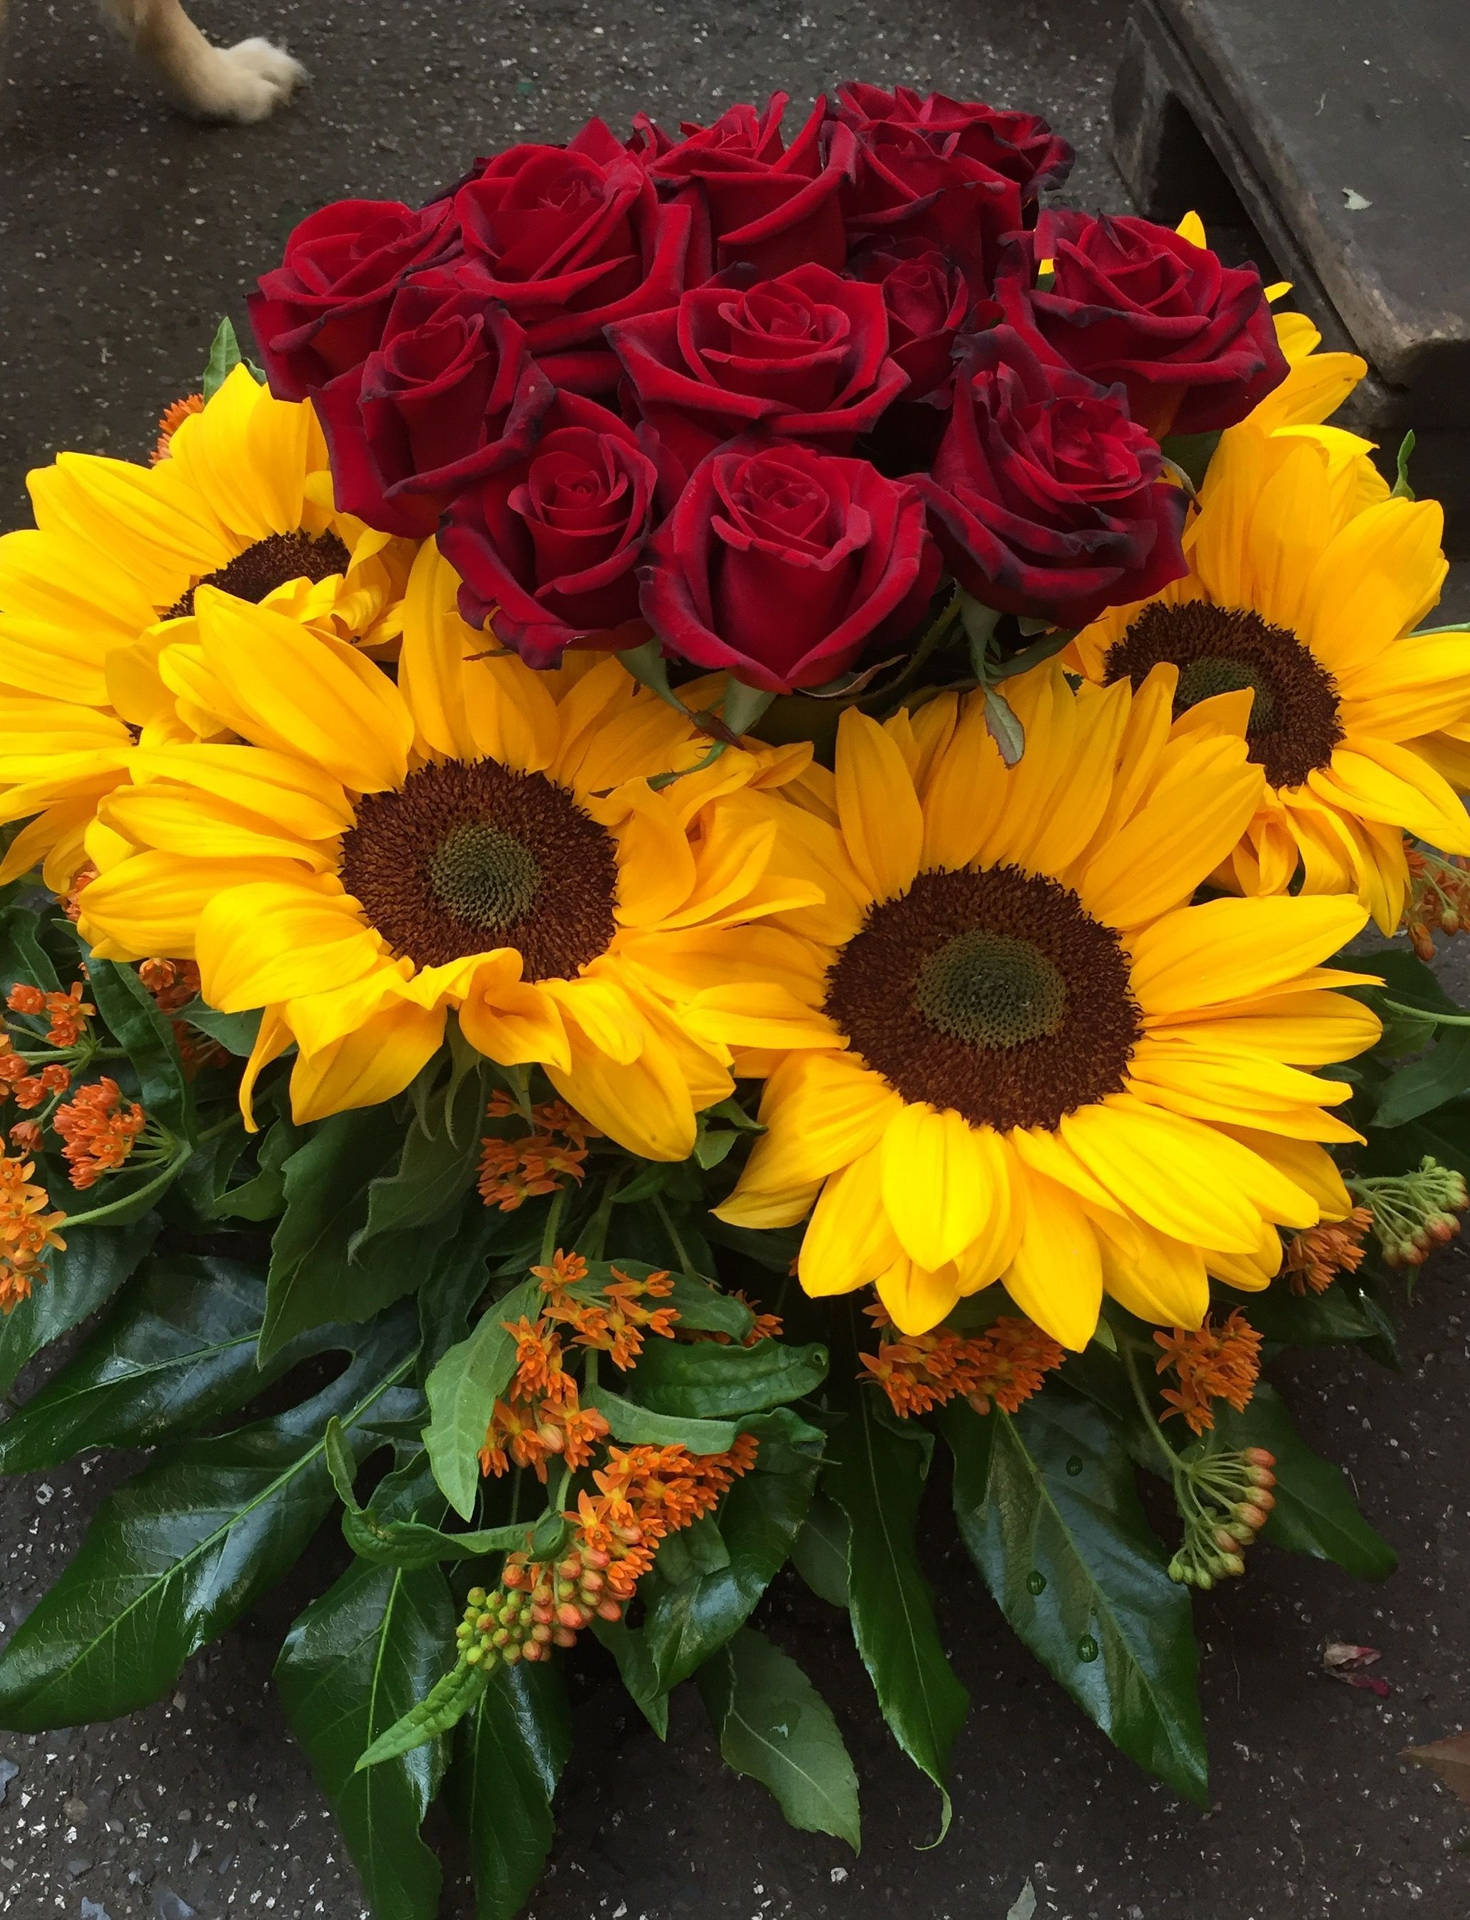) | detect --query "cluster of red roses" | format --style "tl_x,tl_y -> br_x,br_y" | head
249,85 -> 1287,693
